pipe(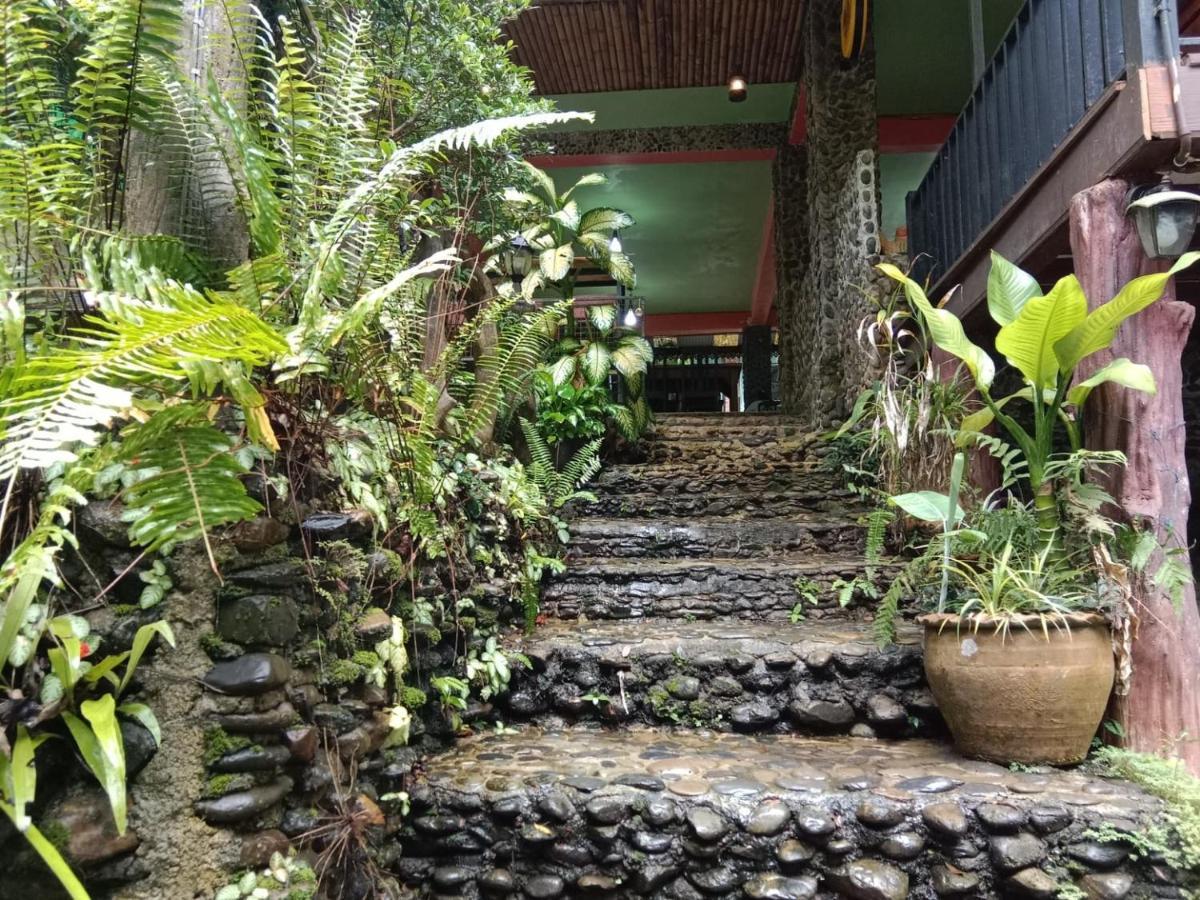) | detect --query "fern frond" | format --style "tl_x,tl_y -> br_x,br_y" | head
0,284 -> 285,479
116,406 -> 262,550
